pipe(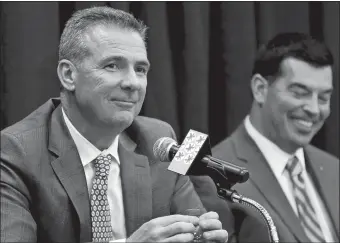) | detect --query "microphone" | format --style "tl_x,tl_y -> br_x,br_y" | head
153,135 -> 249,184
